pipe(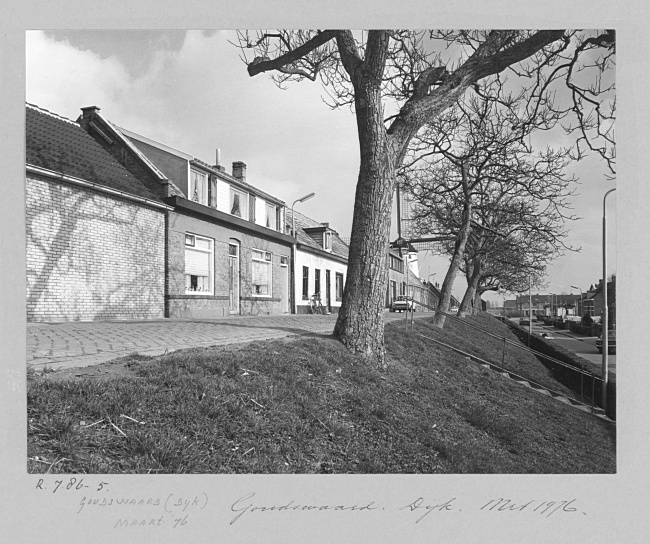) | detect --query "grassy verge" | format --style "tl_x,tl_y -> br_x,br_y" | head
27,316 -> 616,474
